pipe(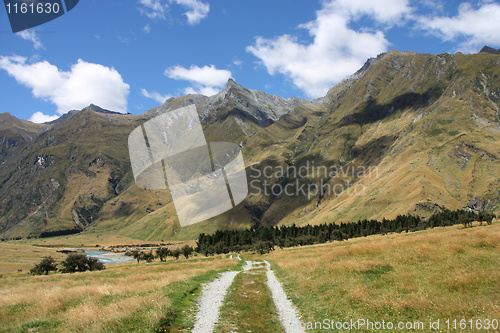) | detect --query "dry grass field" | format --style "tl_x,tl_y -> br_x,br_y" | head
0,256 -> 237,332
0,232 -> 195,273
1,222 -> 498,332
262,222 -> 500,332
0,243 -> 68,274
